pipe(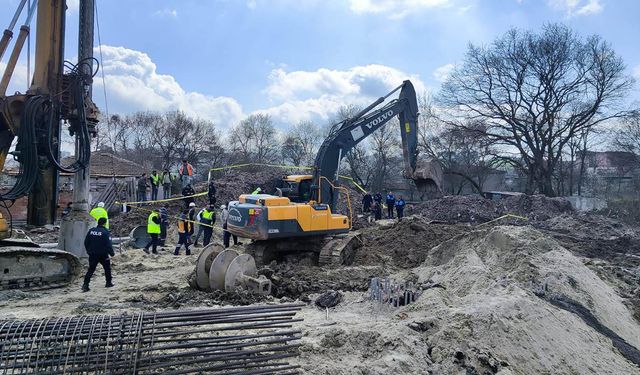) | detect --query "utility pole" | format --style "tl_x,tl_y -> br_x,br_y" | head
58,0 -> 95,256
